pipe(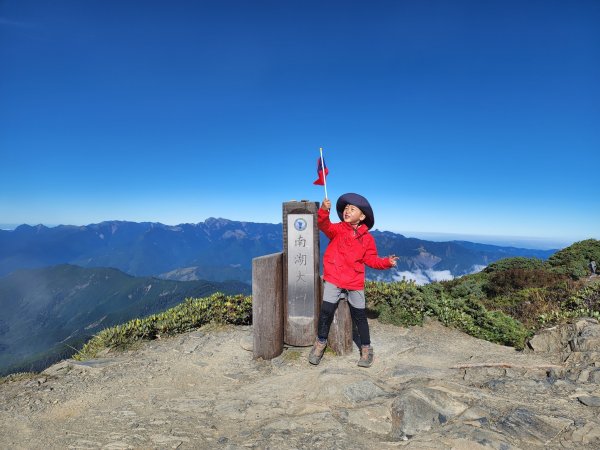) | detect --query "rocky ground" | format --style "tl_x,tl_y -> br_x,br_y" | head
2,318 -> 600,449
